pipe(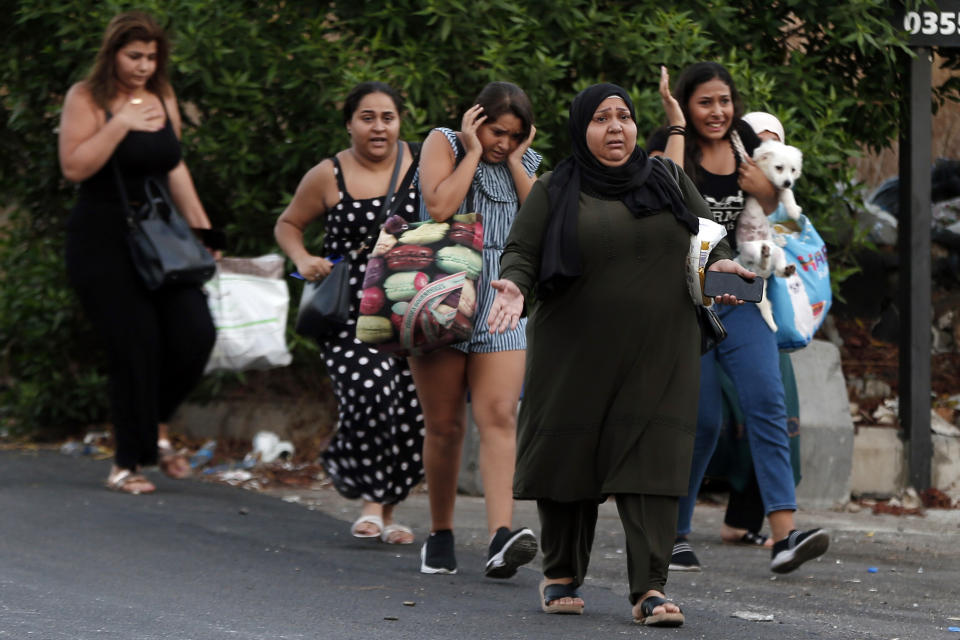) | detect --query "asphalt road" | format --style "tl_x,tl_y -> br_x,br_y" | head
1,449 -> 959,639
